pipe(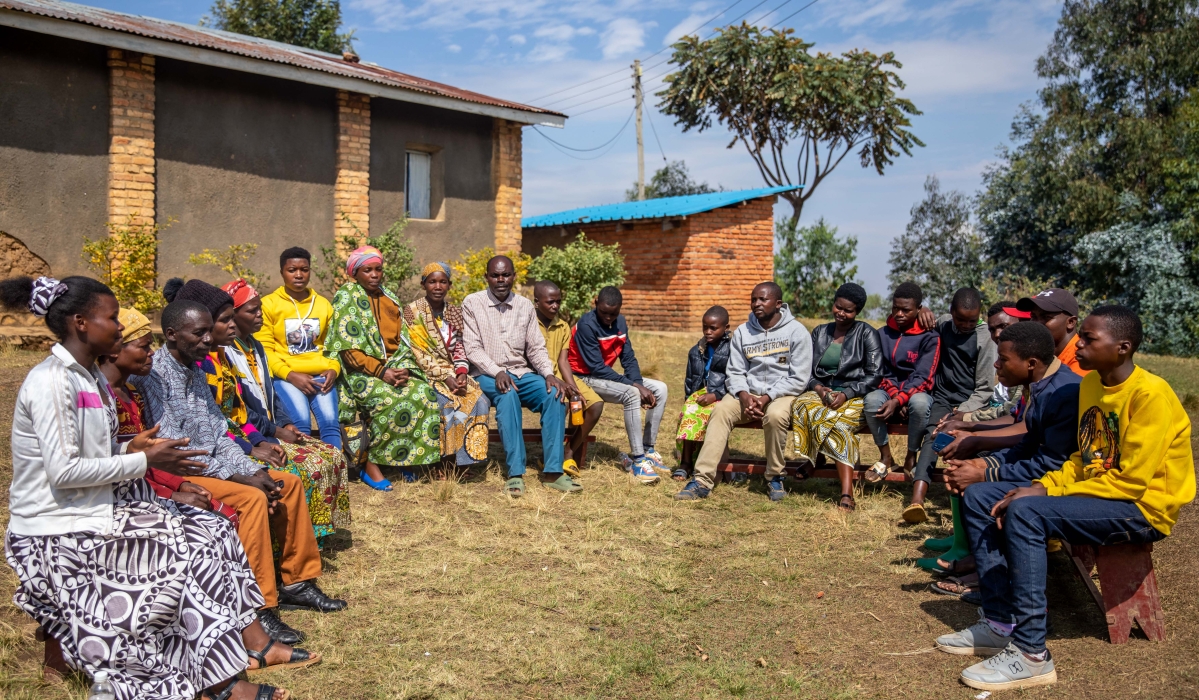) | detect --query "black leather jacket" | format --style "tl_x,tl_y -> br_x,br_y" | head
684,334 -> 730,398
807,320 -> 883,400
